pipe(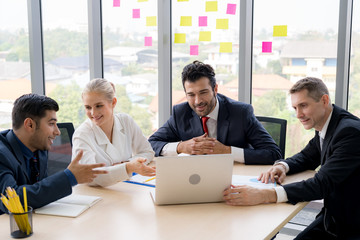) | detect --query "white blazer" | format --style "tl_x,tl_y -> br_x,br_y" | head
72,113 -> 154,187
